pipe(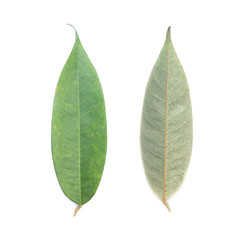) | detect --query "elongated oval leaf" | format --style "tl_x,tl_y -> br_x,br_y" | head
140,27 -> 192,211
51,26 -> 107,215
